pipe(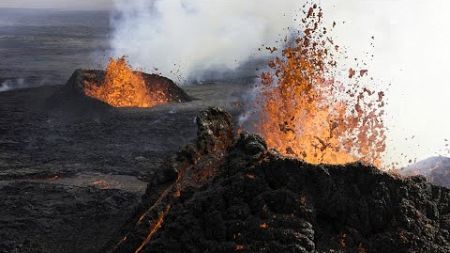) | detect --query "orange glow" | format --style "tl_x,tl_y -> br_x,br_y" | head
256,5 -> 385,166
235,245 -> 245,251
91,179 -> 110,189
134,206 -> 171,253
84,57 -> 168,108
